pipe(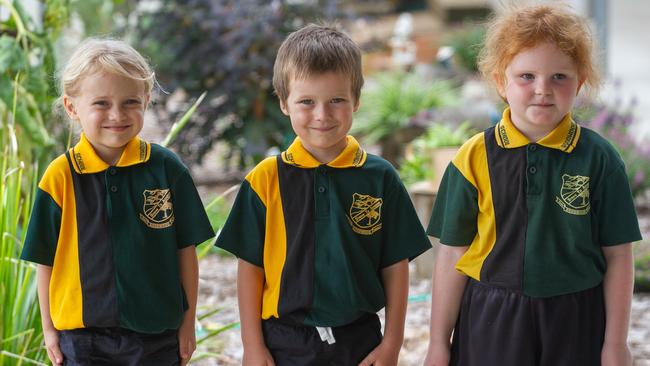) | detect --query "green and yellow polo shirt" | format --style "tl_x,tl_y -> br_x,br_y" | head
21,134 -> 214,333
428,108 -> 642,297
216,136 -> 431,327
